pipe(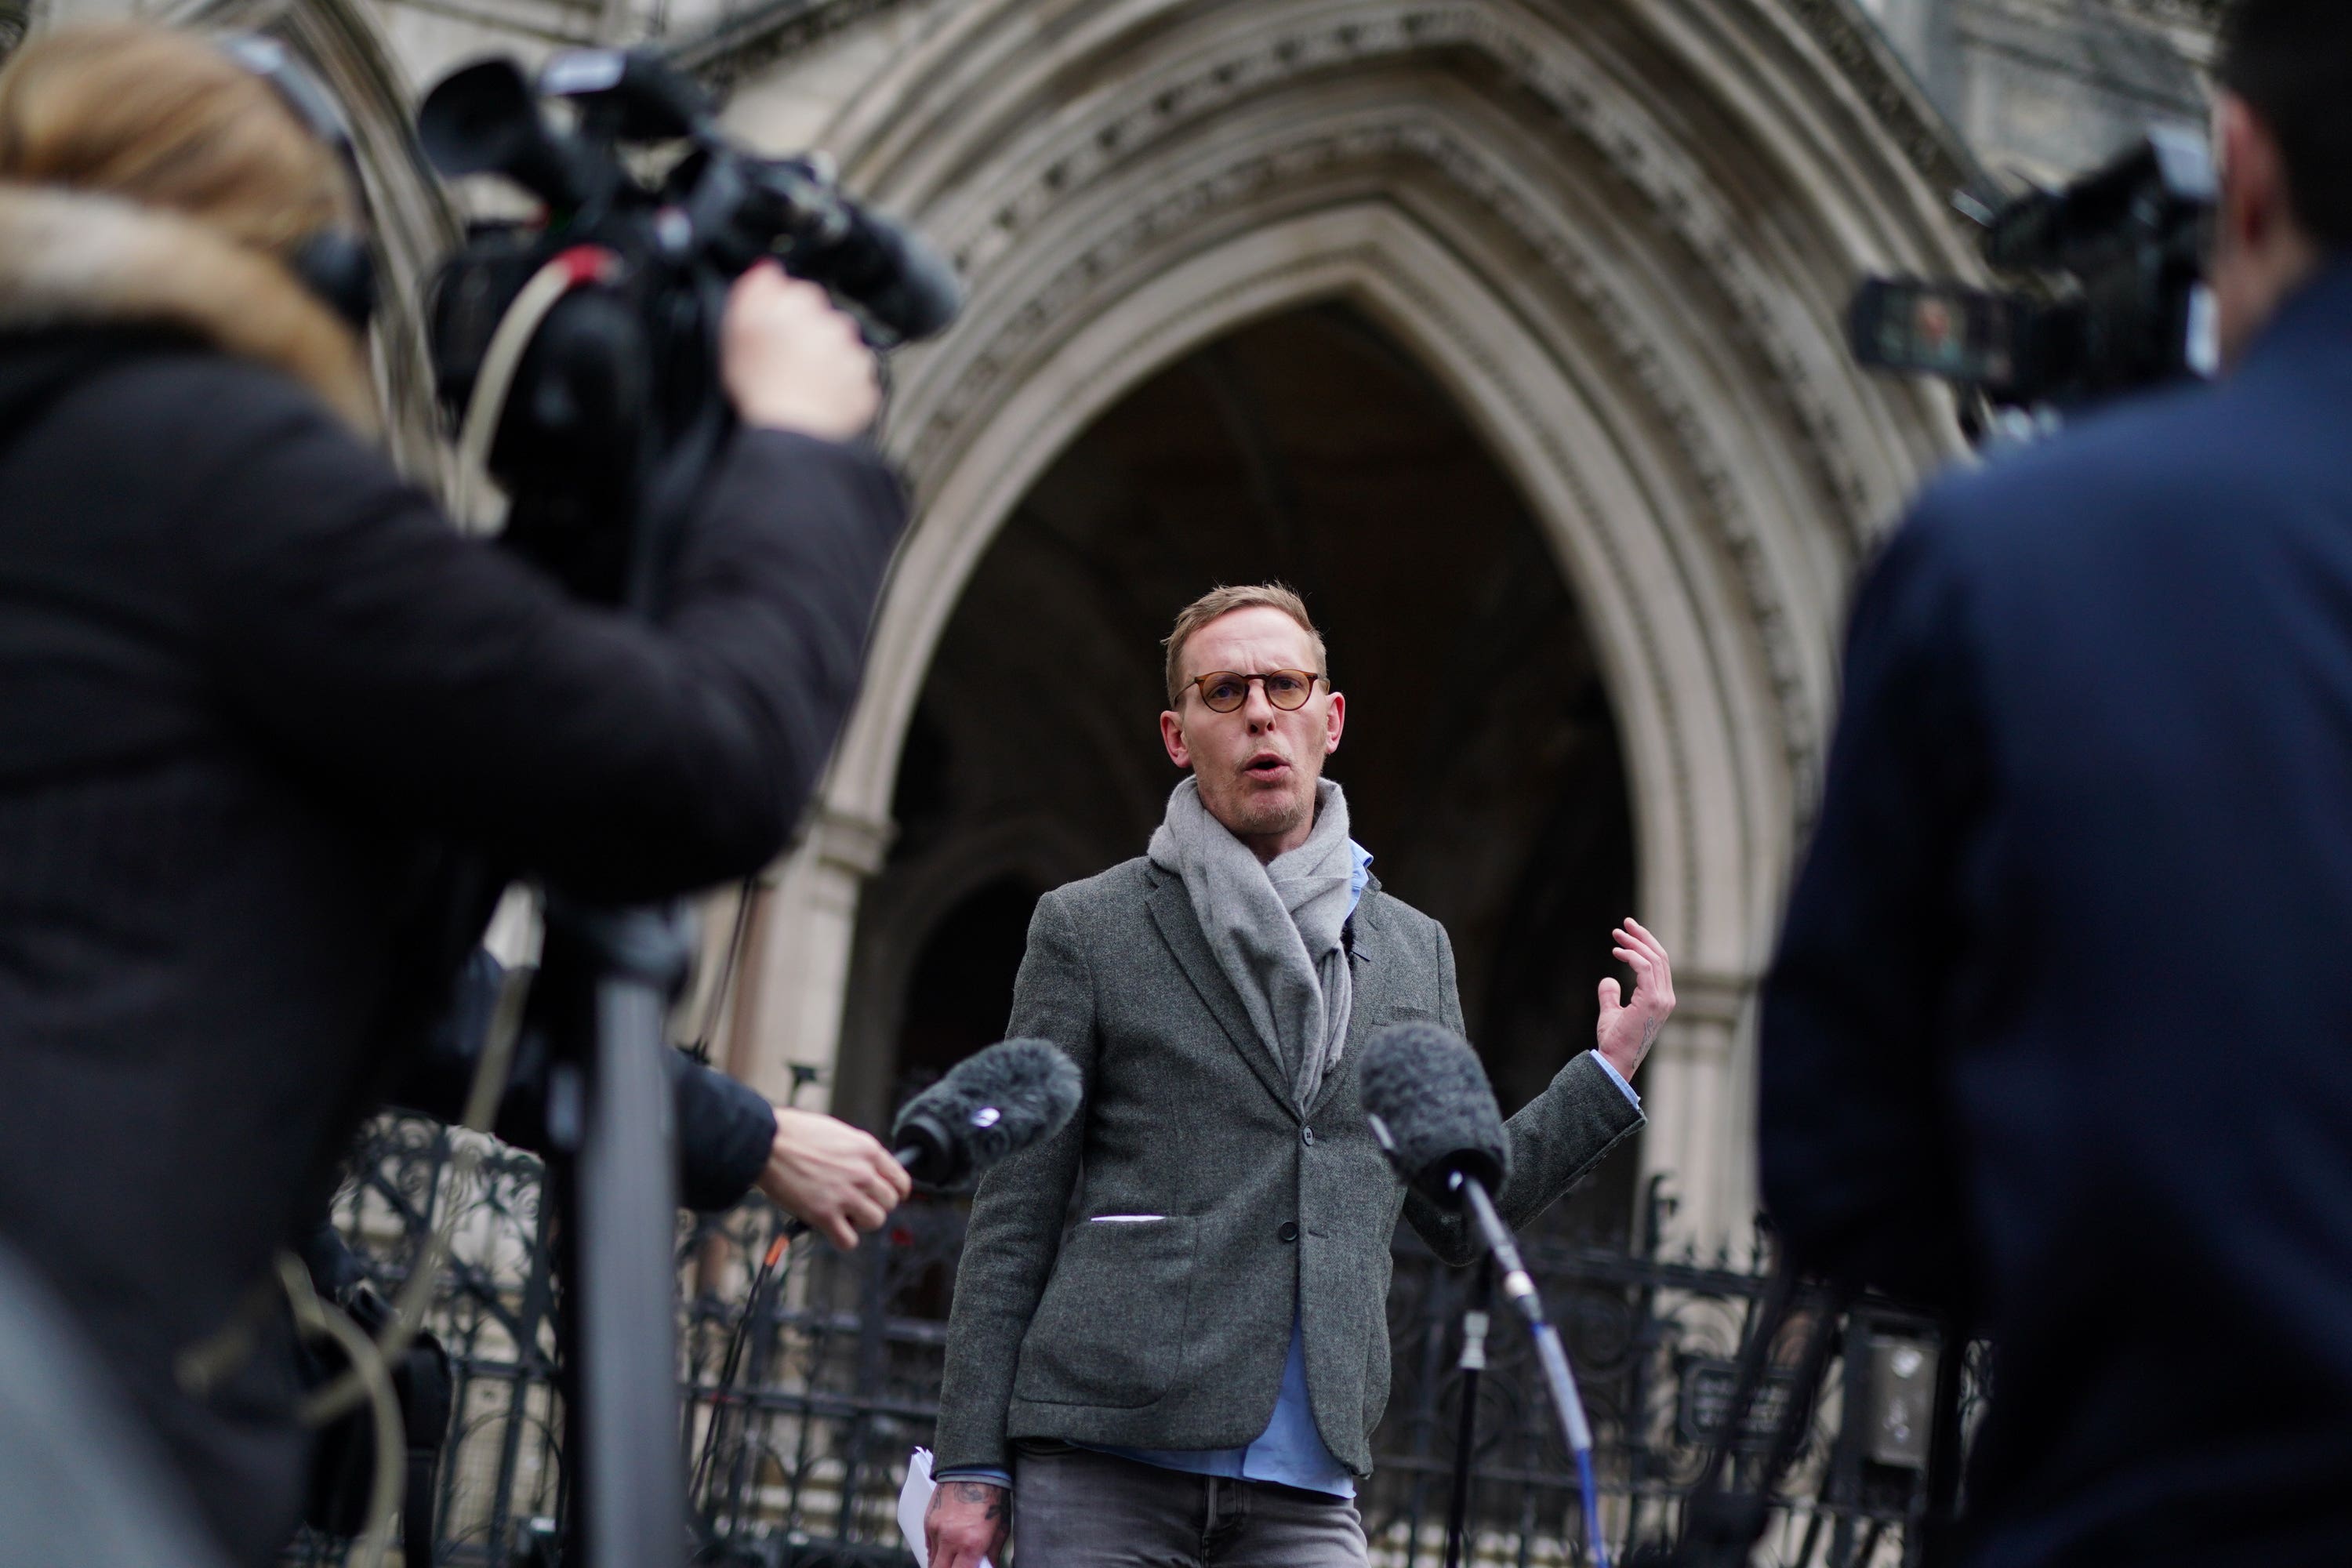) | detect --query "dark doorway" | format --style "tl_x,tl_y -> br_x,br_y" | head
842,300 -> 1639,1240
893,876 -> 1042,1092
